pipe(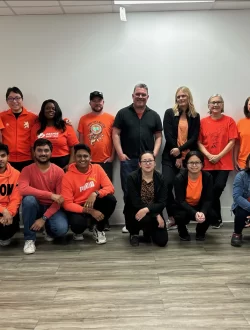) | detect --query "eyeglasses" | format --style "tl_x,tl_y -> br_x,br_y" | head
187,161 -> 202,166
7,96 -> 22,102
140,160 -> 155,164
209,101 -> 223,105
